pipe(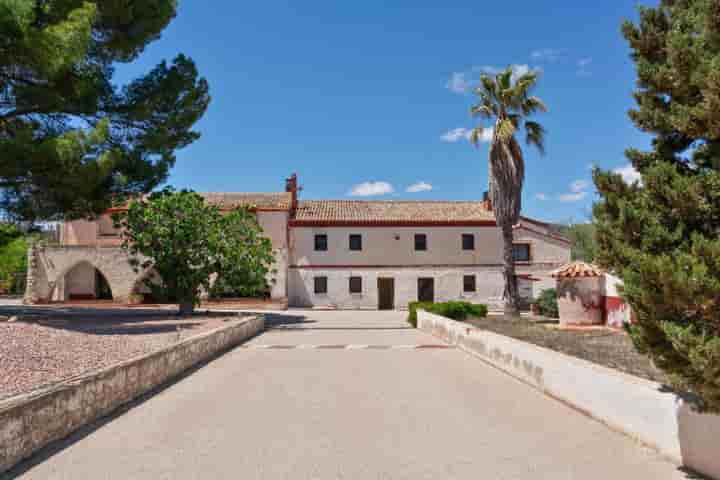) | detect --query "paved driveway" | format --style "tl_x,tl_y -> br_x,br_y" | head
9,310 -> 688,479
